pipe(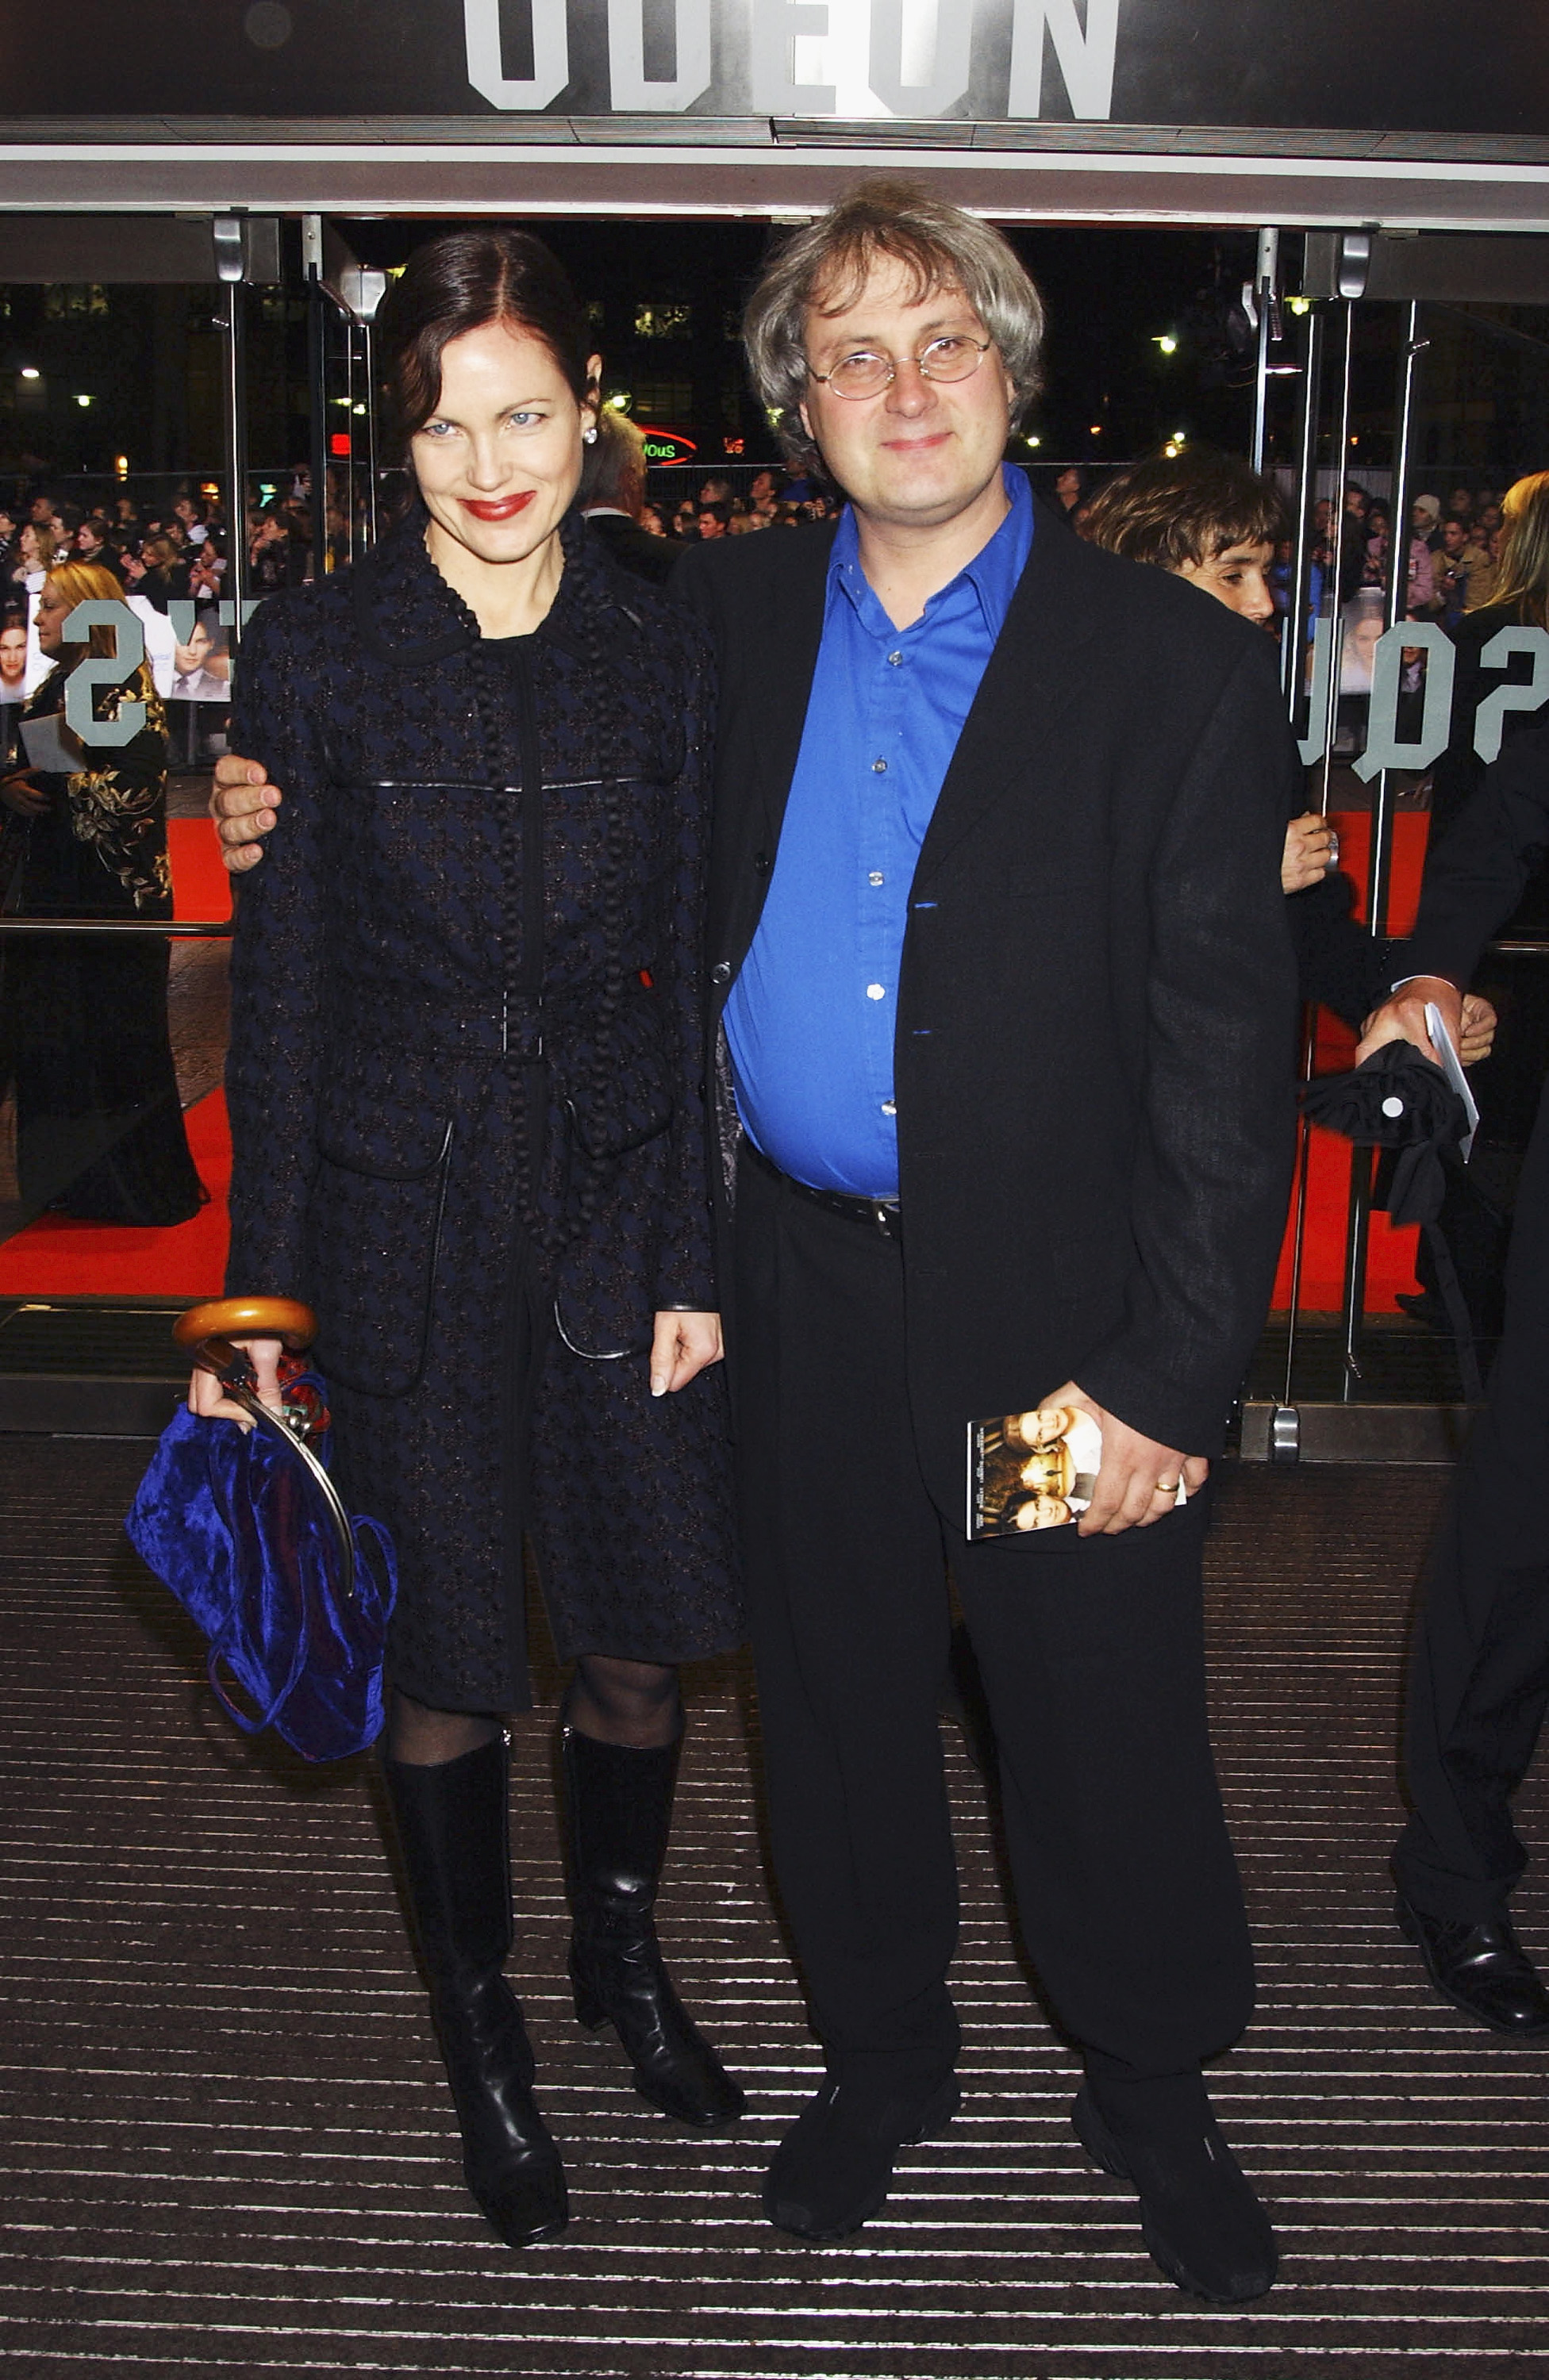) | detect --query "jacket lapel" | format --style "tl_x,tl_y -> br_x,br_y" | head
745,523 -> 836,851
913,513 -> 1105,889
